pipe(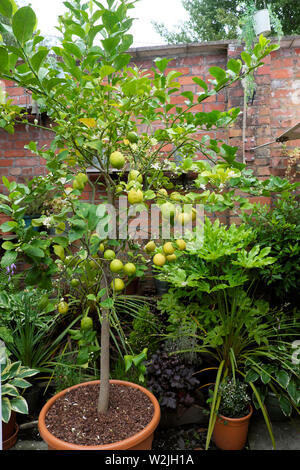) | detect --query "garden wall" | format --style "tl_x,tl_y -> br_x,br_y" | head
0,35 -> 300,228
